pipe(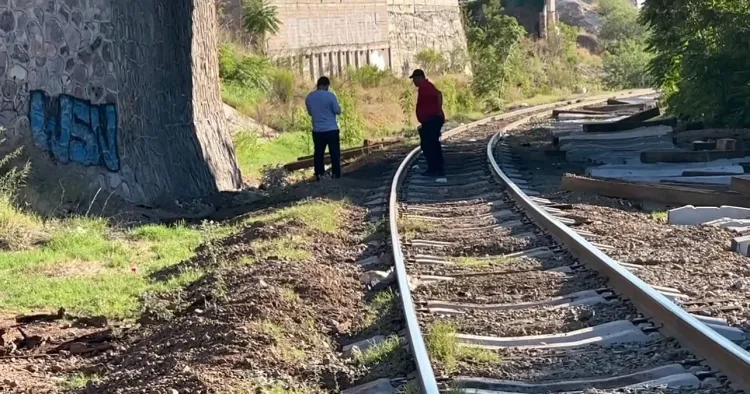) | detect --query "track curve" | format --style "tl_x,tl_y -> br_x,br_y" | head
388,90 -> 750,393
